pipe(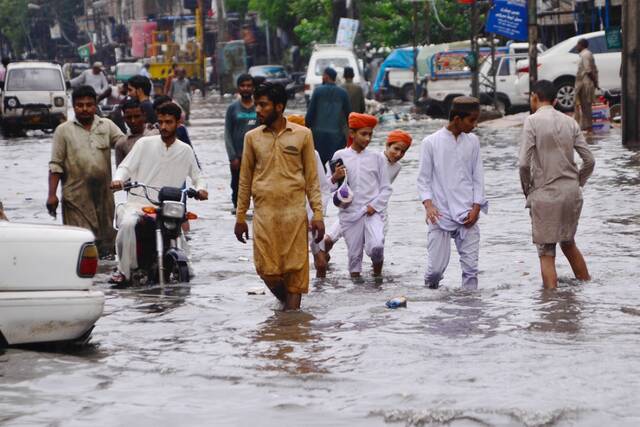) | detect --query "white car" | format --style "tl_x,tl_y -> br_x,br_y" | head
479,53 -> 530,114
304,44 -> 368,103
0,62 -> 68,136
515,30 -> 621,111
0,222 -> 104,346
